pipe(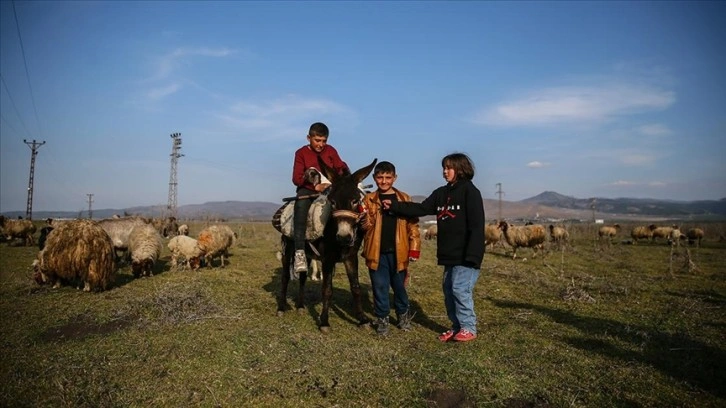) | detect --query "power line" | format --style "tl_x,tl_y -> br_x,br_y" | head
11,0 -> 43,139
0,74 -> 33,138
